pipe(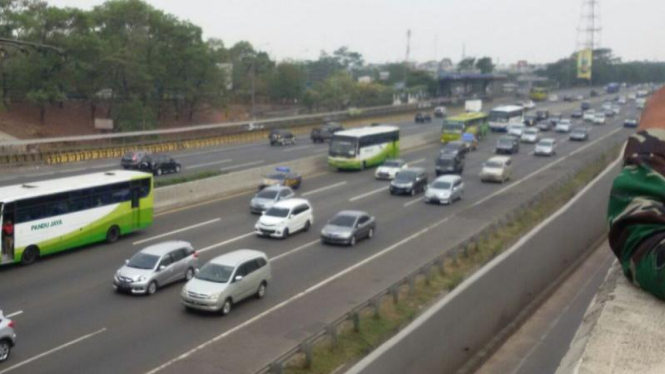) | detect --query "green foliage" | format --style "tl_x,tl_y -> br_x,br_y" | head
475,57 -> 495,74
268,62 -> 306,103
112,99 -> 156,131
458,57 -> 476,71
